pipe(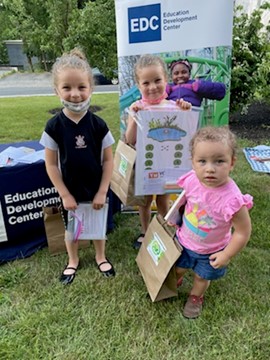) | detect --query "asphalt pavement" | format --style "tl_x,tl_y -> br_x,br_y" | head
0,72 -> 119,97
